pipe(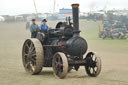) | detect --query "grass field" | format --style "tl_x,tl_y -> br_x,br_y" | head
0,20 -> 128,85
